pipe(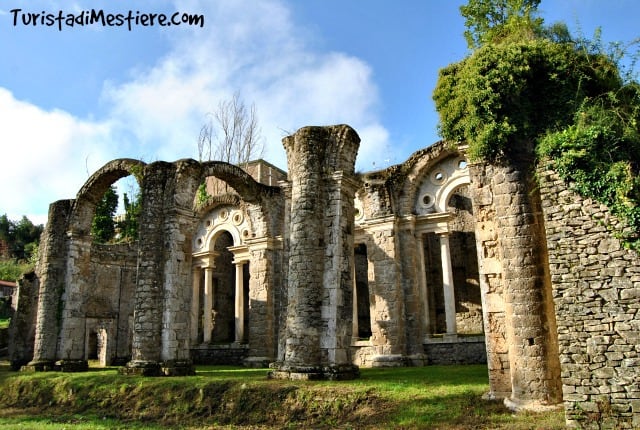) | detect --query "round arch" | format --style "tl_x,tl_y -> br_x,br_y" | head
434,174 -> 471,213
200,161 -> 279,203
72,158 -> 146,234
192,205 -> 252,254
